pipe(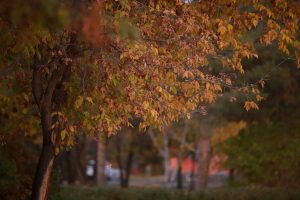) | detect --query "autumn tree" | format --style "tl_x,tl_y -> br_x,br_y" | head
1,0 -> 300,199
